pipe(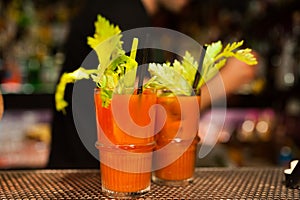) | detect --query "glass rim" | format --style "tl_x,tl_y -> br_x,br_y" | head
156,88 -> 201,96
94,87 -> 156,94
